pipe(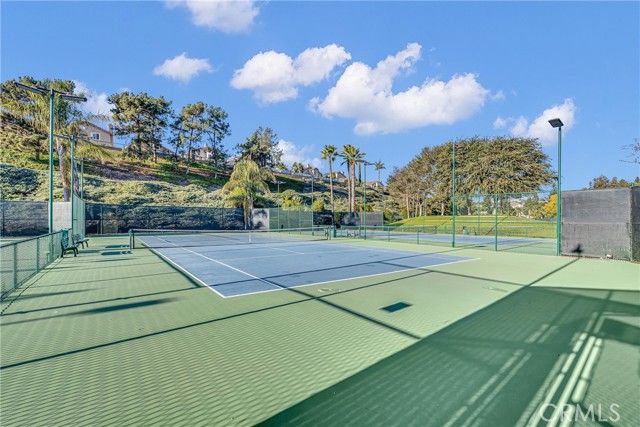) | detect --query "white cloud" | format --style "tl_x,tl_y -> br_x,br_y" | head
491,90 -> 506,101
277,139 -> 322,170
493,116 -> 507,129
312,43 -> 490,135
507,99 -> 577,146
166,0 -> 259,33
73,81 -> 111,116
231,44 -> 351,104
153,53 -> 213,82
